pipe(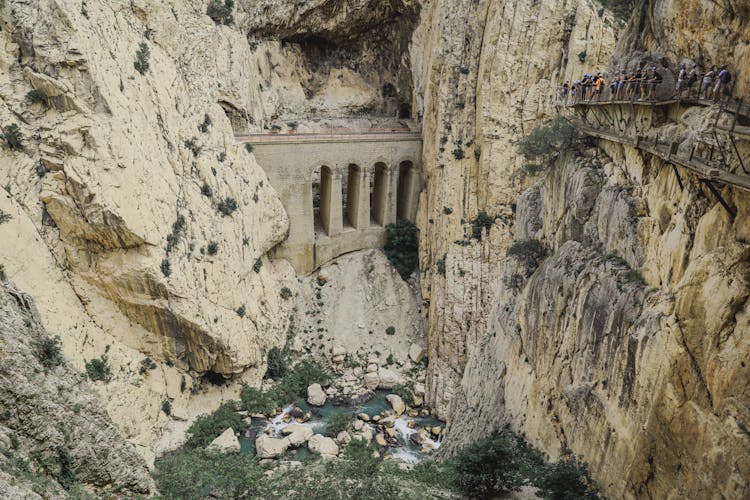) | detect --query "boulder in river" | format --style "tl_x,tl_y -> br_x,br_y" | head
385,394 -> 405,416
307,383 -> 327,406
283,424 -> 314,447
